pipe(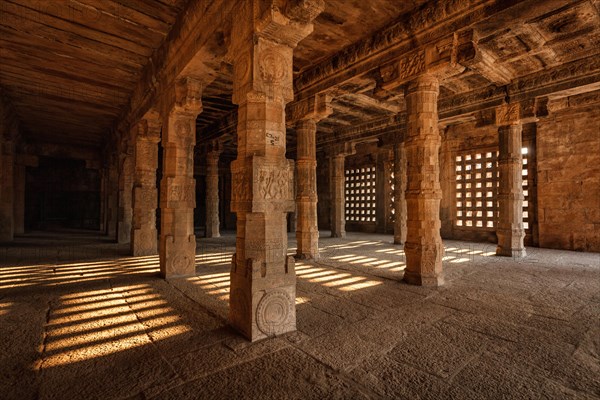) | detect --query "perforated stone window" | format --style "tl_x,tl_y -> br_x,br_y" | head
345,166 -> 377,223
522,147 -> 530,231
455,151 -> 499,229
389,169 -> 395,224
